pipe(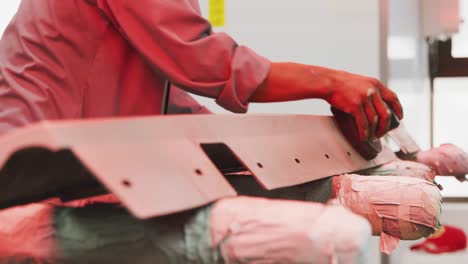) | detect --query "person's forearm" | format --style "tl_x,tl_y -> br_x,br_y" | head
250,62 -> 333,102
251,62 -> 403,142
